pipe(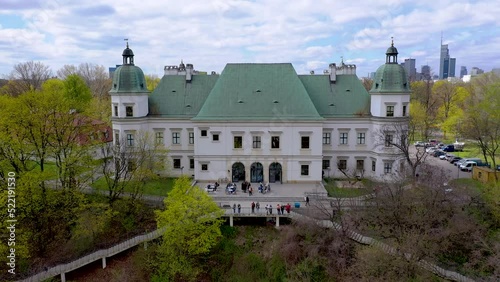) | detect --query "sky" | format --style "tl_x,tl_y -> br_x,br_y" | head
0,0 -> 499,79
